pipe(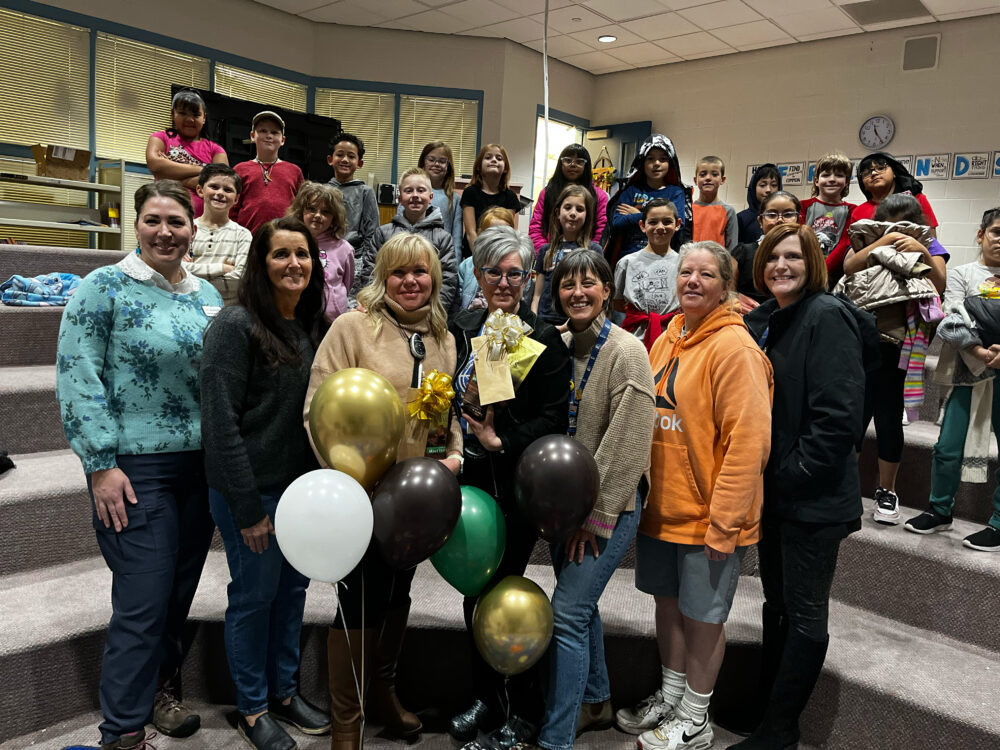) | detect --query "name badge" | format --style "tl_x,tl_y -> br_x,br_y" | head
202,305 -> 221,318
